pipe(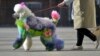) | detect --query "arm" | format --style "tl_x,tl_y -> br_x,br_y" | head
57,0 -> 73,7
